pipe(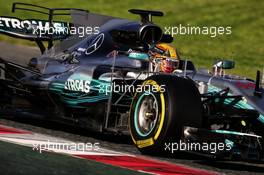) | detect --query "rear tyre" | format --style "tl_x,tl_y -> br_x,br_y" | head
129,75 -> 202,154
